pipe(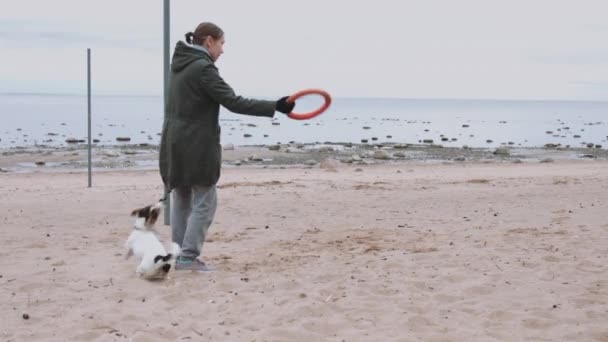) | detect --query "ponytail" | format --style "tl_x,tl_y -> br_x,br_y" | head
185,32 -> 195,44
